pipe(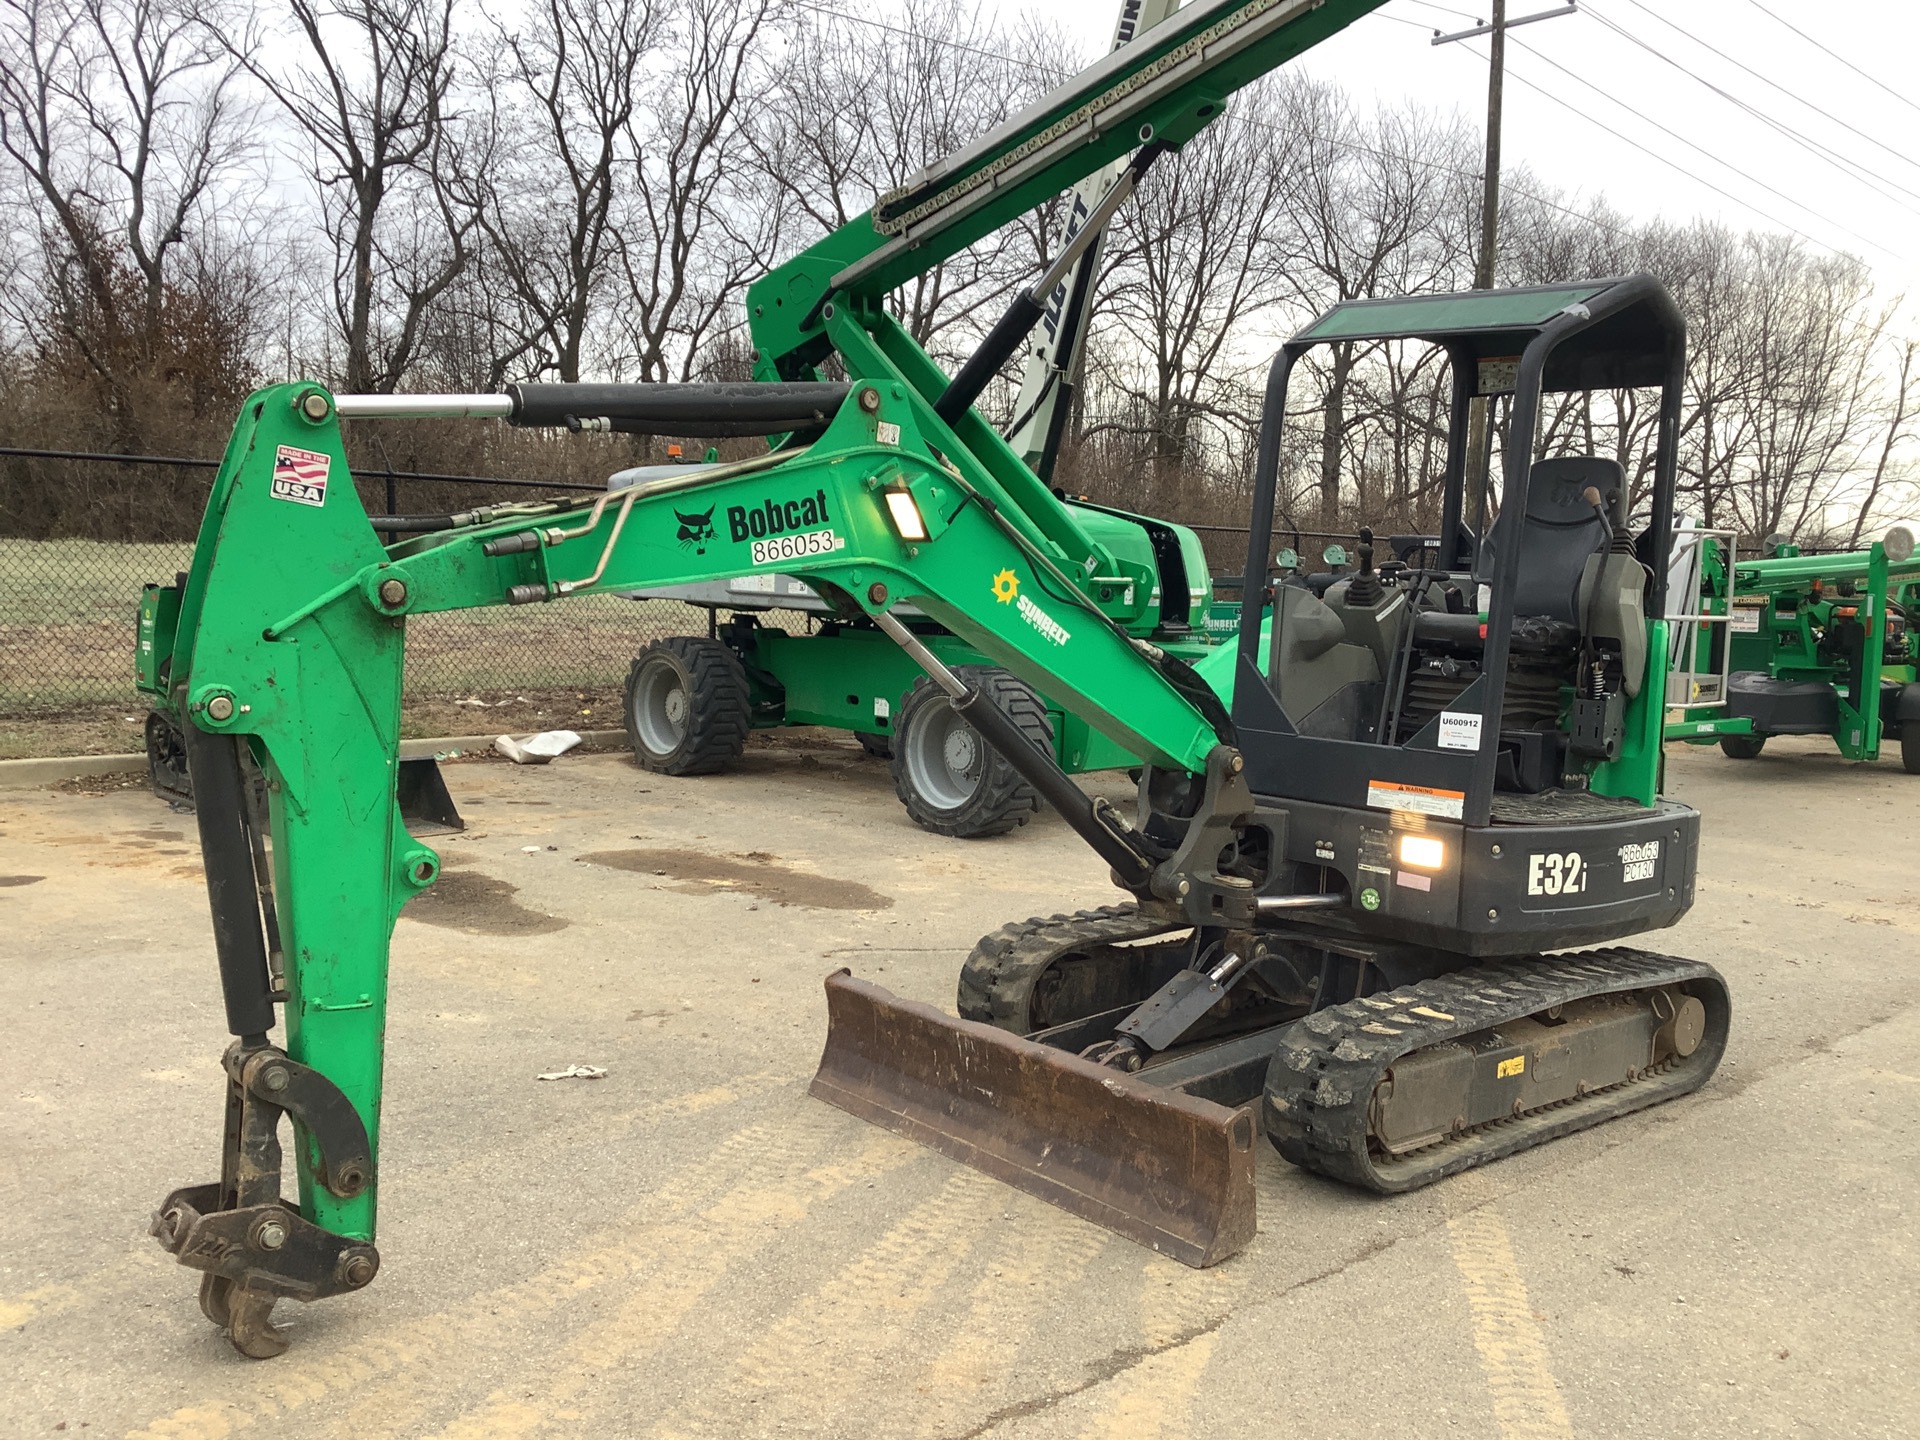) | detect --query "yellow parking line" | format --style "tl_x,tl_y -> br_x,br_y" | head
124,1113 -> 844,1440
1447,1203 -> 1576,1440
